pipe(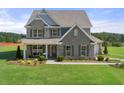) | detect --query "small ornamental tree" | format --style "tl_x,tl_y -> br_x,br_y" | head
16,45 -> 22,59
103,44 -> 108,54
